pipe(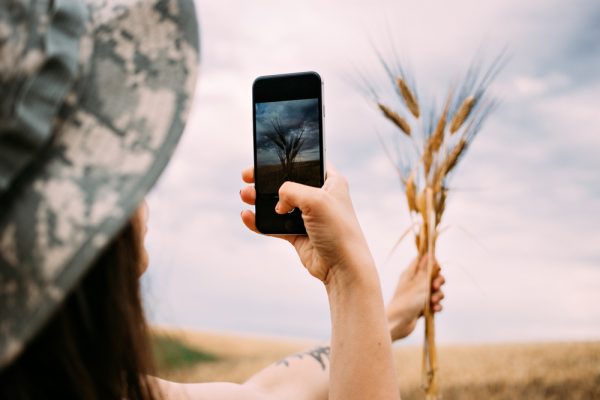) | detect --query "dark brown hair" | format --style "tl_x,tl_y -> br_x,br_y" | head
0,216 -> 161,399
